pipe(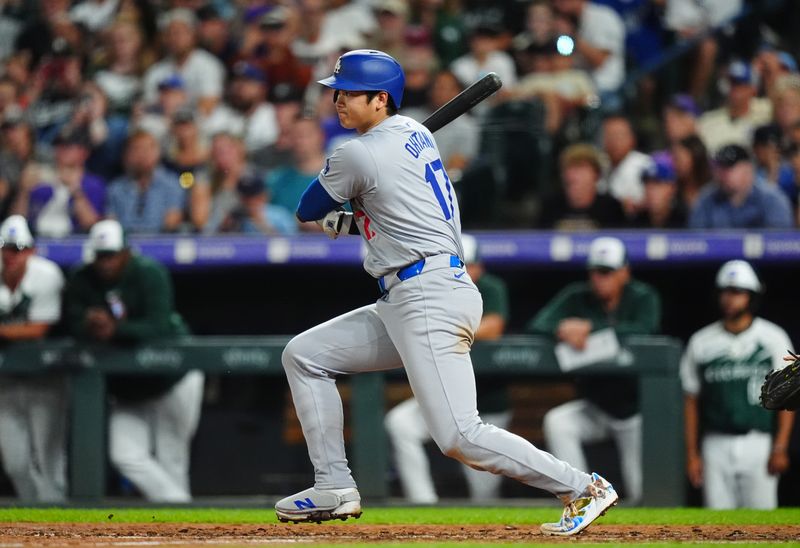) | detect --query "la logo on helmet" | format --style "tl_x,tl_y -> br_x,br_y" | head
334,58 -> 342,74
